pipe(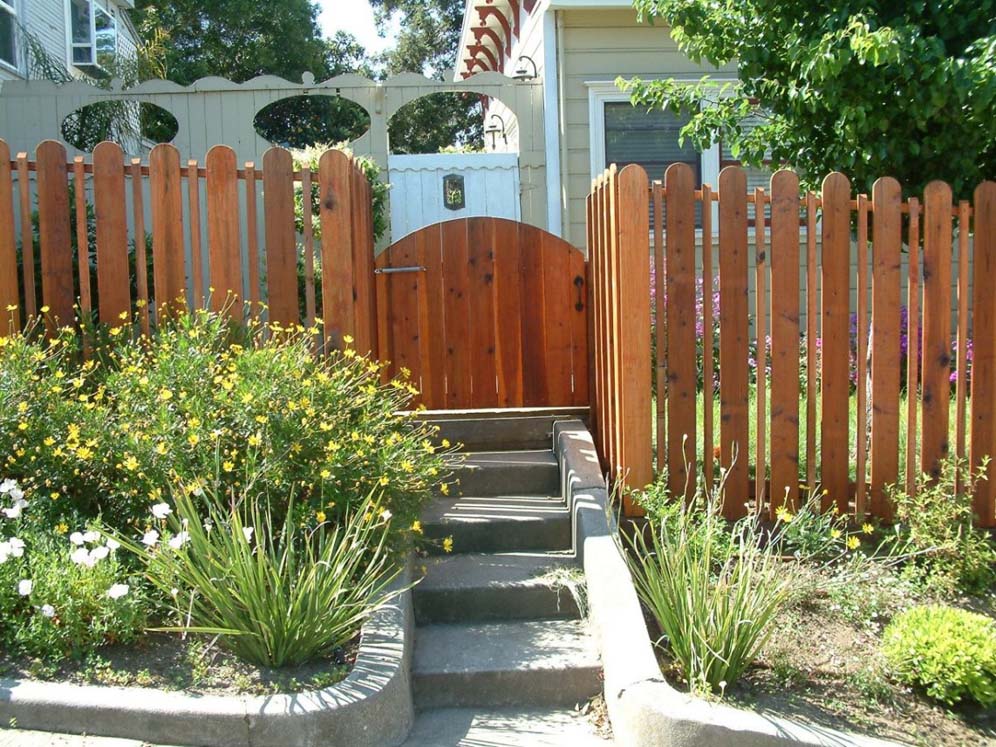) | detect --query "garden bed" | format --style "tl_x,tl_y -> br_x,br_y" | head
651,564 -> 996,746
0,633 -> 358,696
